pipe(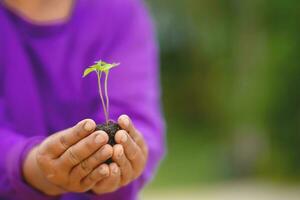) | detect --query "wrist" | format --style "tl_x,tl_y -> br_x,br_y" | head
23,146 -> 64,196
